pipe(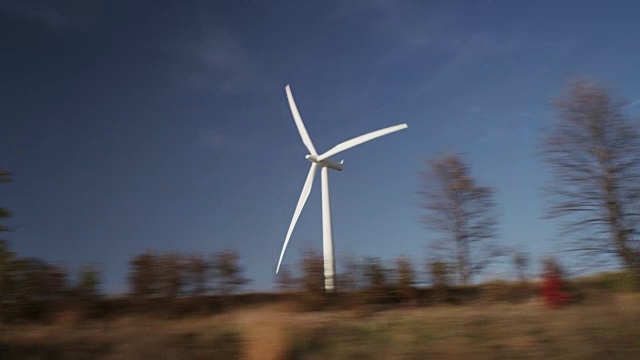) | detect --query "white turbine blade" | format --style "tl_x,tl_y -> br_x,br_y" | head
316,123 -> 408,161
276,163 -> 318,273
286,85 -> 318,155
